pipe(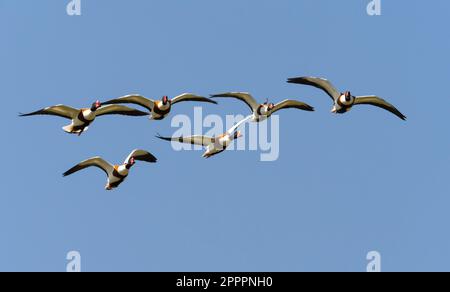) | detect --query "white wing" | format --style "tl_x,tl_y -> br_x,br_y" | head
226,115 -> 252,135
